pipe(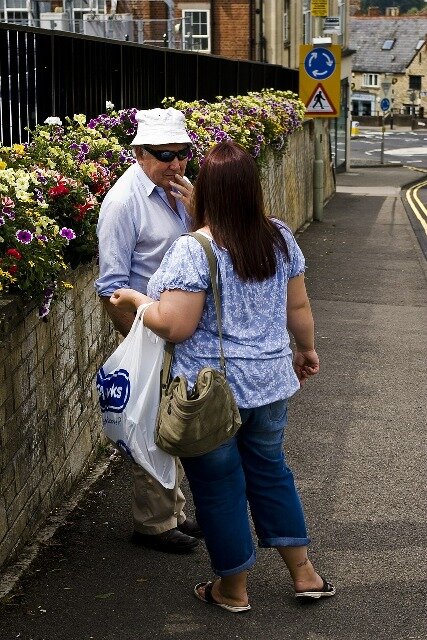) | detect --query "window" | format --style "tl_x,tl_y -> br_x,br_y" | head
72,0 -> 105,33
182,10 -> 210,52
302,0 -> 311,44
283,0 -> 290,45
1,0 -> 30,24
382,39 -> 395,50
362,73 -> 379,87
409,75 -> 422,90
